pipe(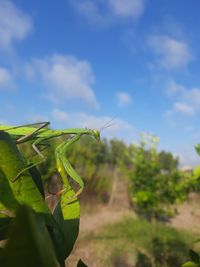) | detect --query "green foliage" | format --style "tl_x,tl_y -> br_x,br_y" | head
190,165 -> 200,192
182,250 -> 200,267
0,131 -> 86,267
195,144 -> 200,157
158,150 -> 179,172
185,147 -> 200,193
129,133 -> 190,220
88,217 -> 193,267
182,262 -> 199,267
108,138 -> 132,167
